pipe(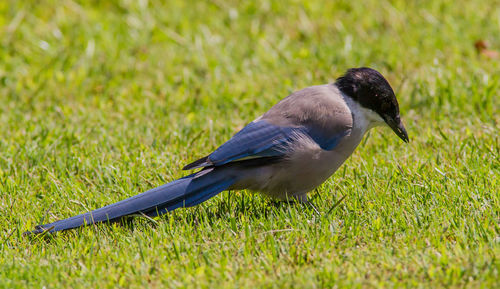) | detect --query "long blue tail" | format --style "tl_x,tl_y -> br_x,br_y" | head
28,168 -> 237,234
